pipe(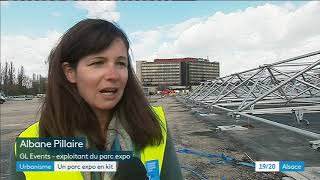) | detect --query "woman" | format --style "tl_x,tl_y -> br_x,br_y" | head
10,19 -> 182,180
